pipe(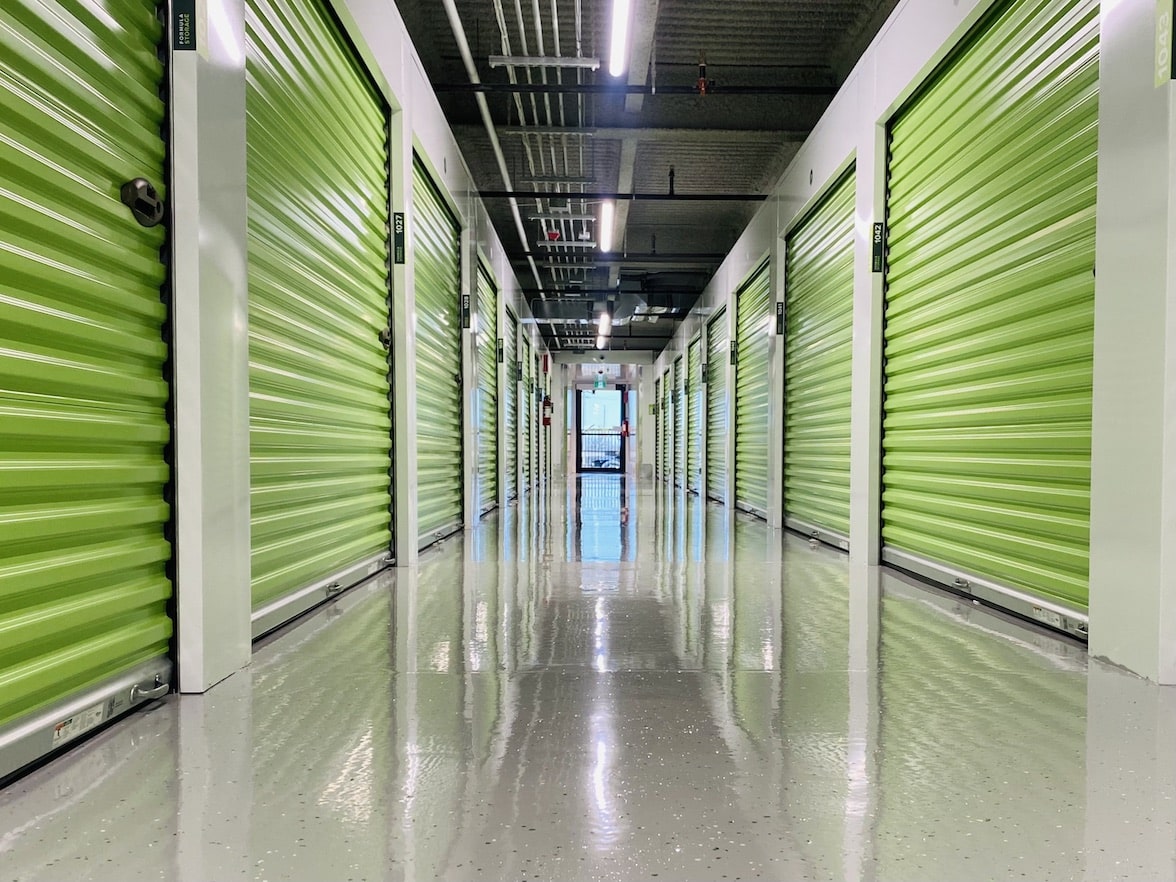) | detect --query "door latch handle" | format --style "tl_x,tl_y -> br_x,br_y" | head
120,178 -> 165,228
130,676 -> 169,702
378,328 -> 392,350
